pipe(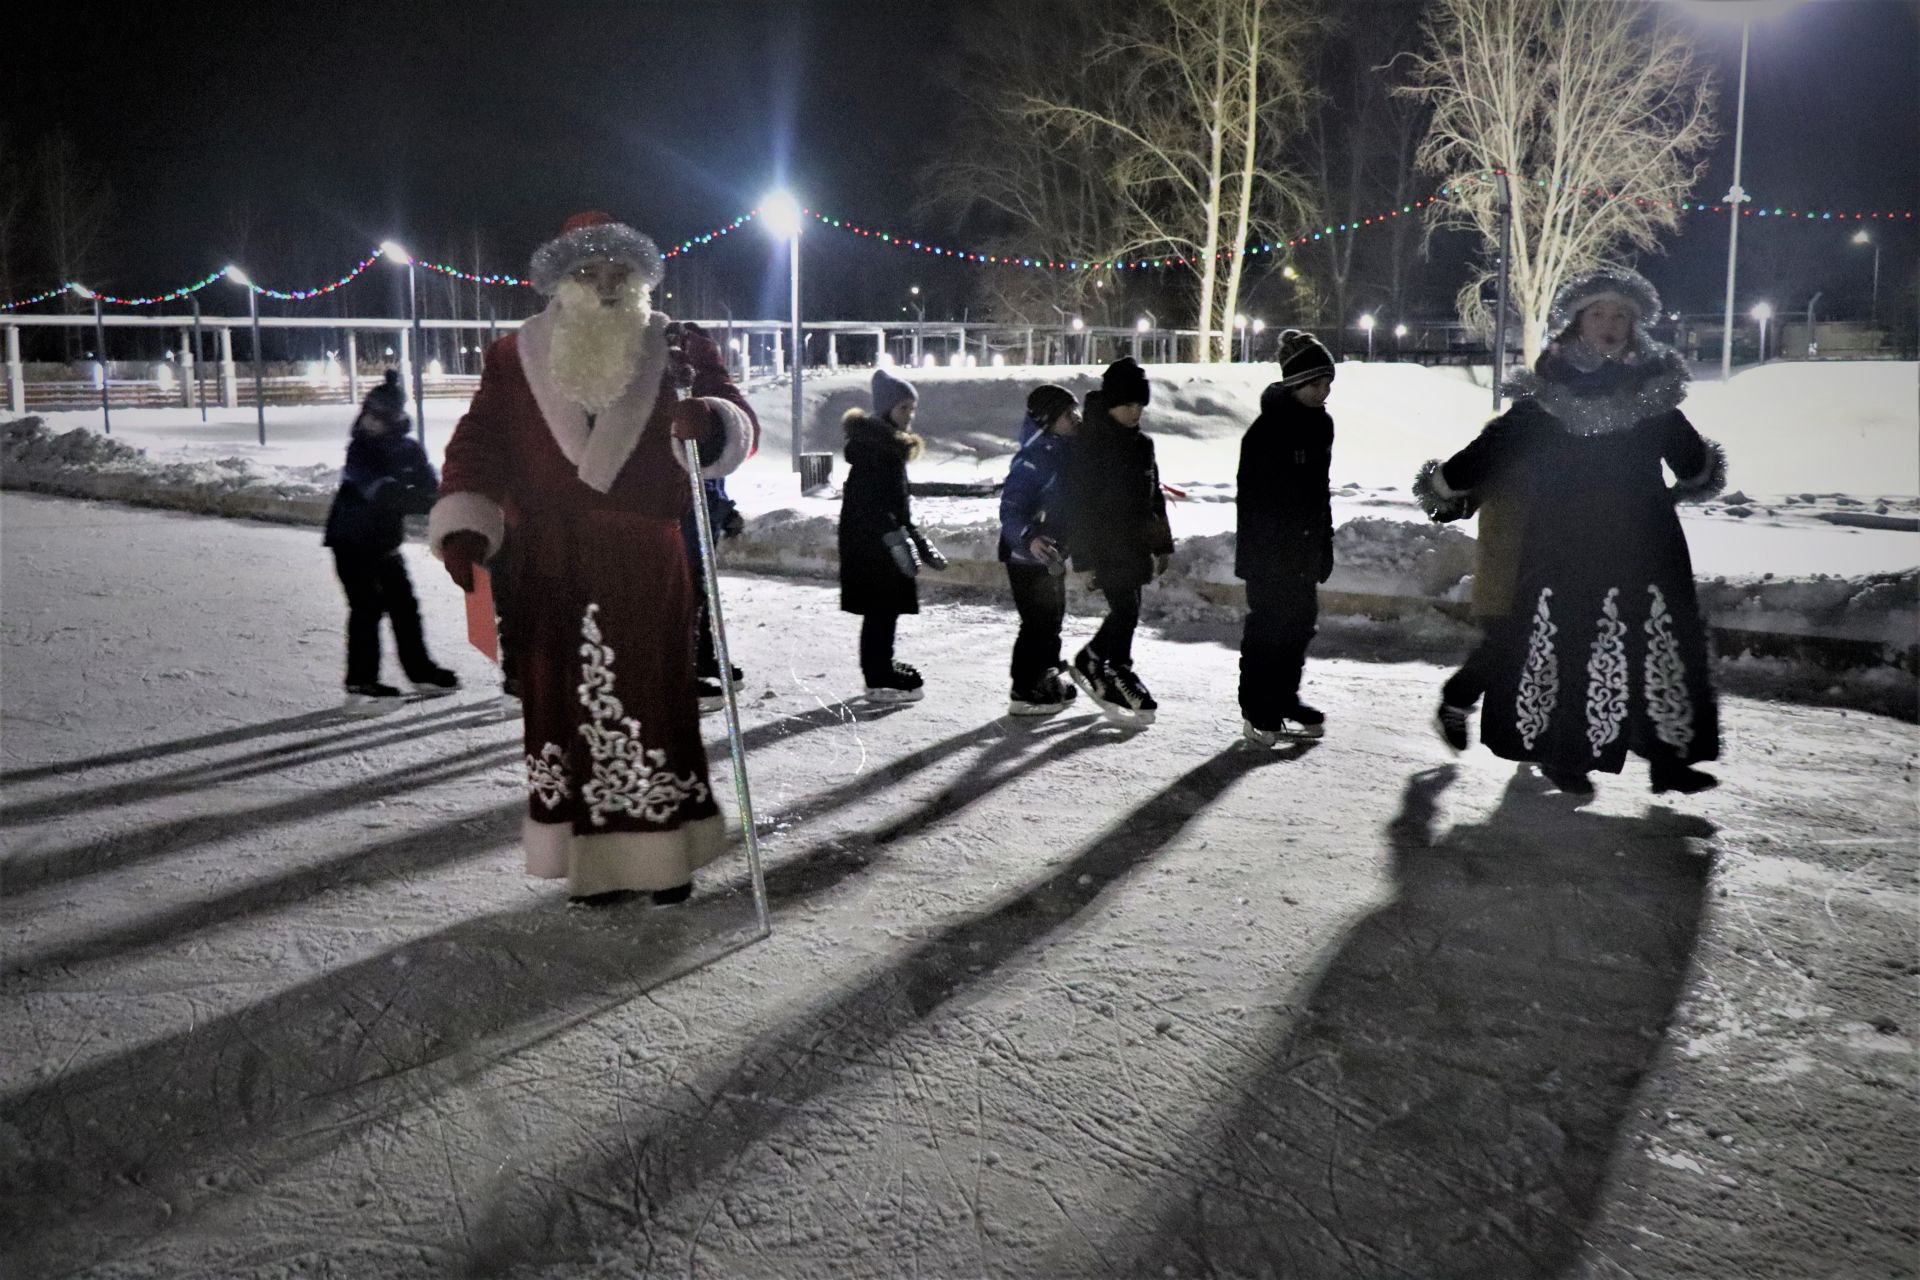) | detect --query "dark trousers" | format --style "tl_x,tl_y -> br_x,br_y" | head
1441,616 -> 1514,709
1007,563 -> 1066,689
1239,573 -> 1318,726
859,613 -> 899,682
333,548 -> 433,686
1088,581 -> 1143,668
